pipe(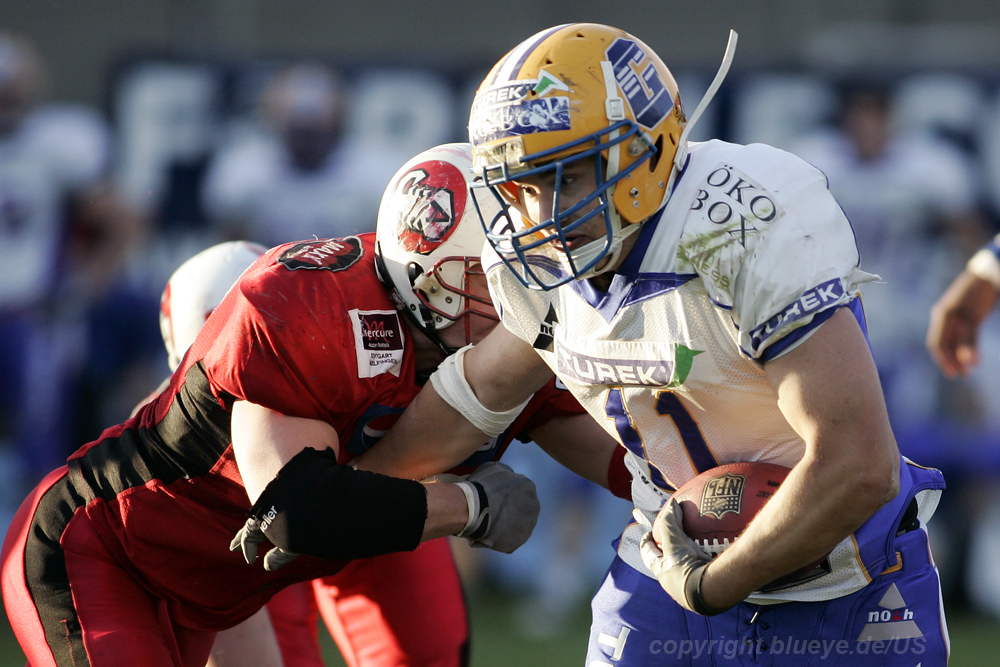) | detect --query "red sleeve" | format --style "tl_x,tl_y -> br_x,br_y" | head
509,378 -> 586,440
607,447 -> 632,500
202,266 -> 354,420
194,239 -> 393,423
